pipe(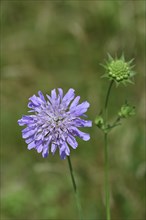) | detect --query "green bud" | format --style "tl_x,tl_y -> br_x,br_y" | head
95,116 -> 104,128
108,60 -> 130,80
101,54 -> 135,85
118,103 -> 136,118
